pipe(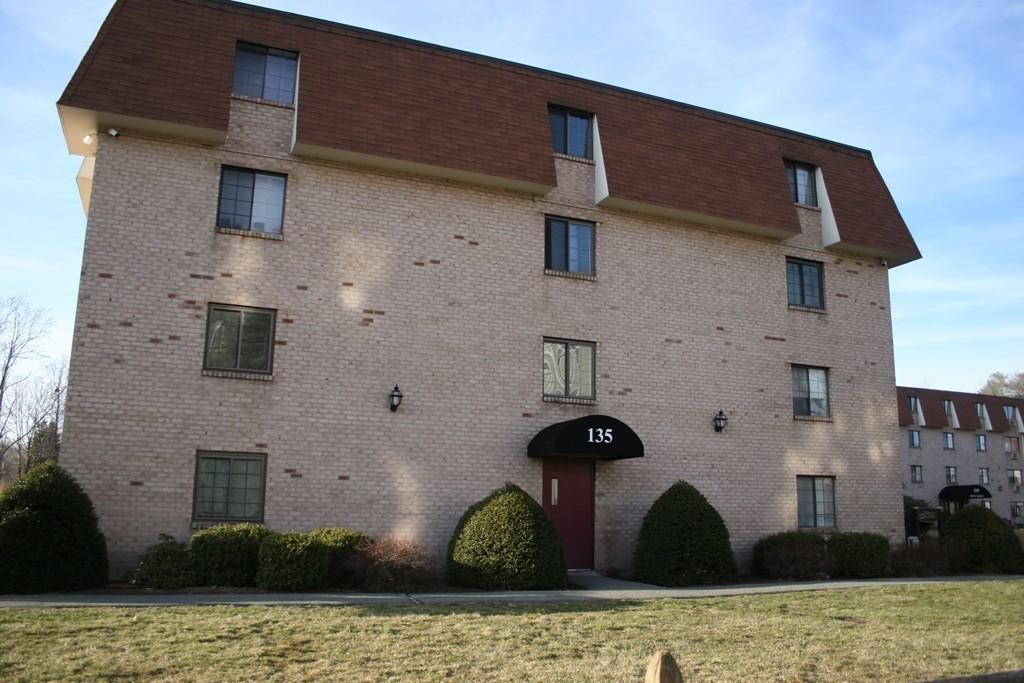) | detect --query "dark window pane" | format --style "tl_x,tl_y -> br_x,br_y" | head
548,108 -> 566,154
568,112 -> 591,158
785,161 -> 797,200
238,311 -> 272,371
546,219 -> 567,271
206,309 -> 240,369
796,164 -> 816,205
218,169 -> 255,229
801,263 -> 822,307
233,46 -> 266,99
264,53 -> 297,104
786,261 -> 802,305
567,222 -> 593,274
